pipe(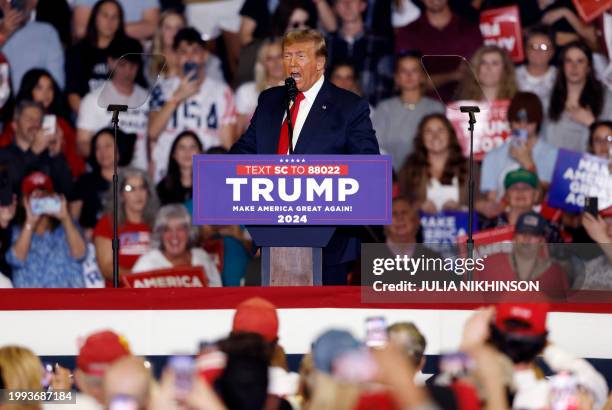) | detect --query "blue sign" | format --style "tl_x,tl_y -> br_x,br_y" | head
548,149 -> 611,213
193,155 -> 392,225
419,211 -> 478,244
